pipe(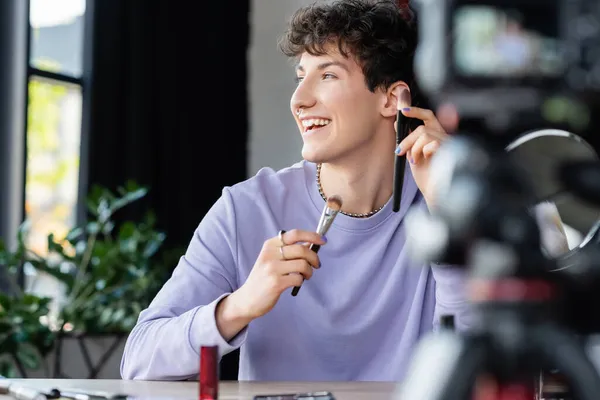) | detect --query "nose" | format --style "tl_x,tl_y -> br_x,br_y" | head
290,80 -> 316,115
